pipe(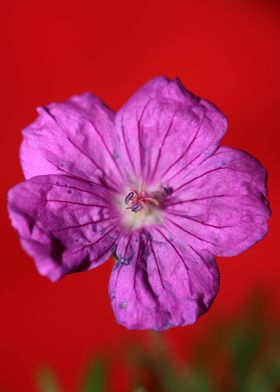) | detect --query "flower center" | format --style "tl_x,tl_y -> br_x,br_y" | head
120,183 -> 172,230
124,183 -> 160,213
